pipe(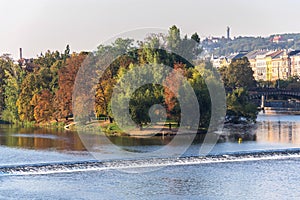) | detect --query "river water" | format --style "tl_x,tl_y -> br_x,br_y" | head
0,112 -> 300,199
